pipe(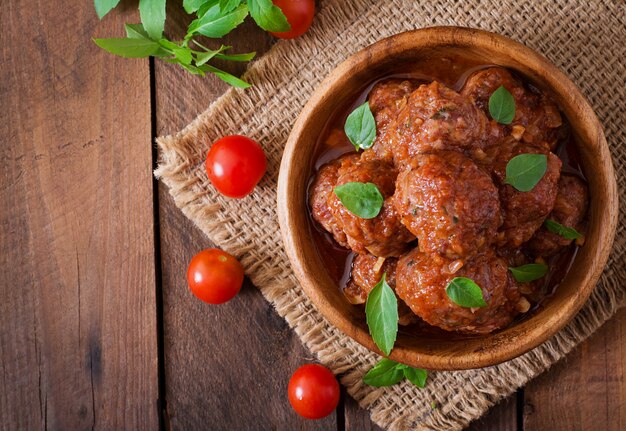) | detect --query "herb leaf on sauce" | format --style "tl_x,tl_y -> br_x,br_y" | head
344,102 -> 377,151
365,274 -> 398,356
504,154 -> 547,192
445,277 -> 487,308
363,358 -> 428,388
333,182 -> 383,219
544,219 -> 583,239
489,85 -> 516,125
509,263 -> 549,282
